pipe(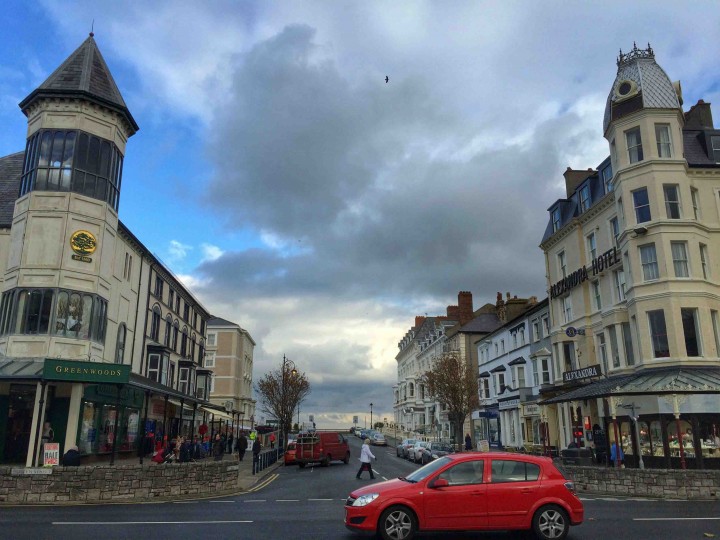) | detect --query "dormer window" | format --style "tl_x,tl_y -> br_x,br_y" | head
579,185 -> 591,212
602,165 -> 613,193
711,135 -> 720,163
552,208 -> 561,233
625,127 -> 644,163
